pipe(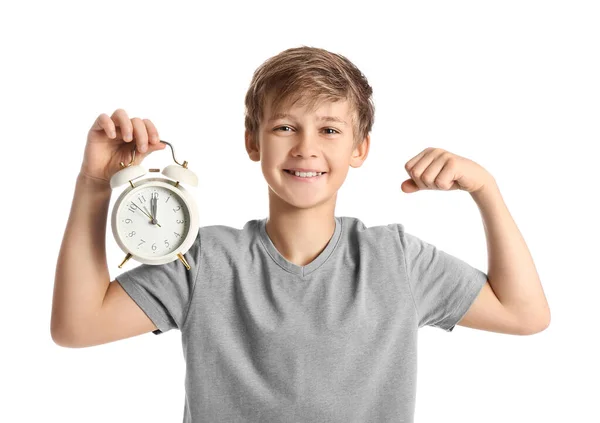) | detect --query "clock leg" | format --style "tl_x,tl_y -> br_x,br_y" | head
118,253 -> 133,268
177,253 -> 191,270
